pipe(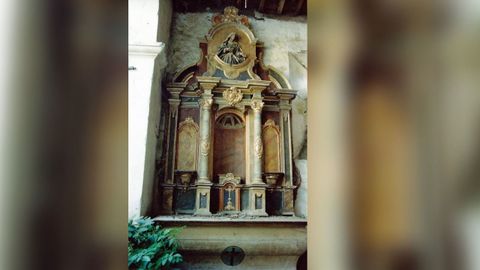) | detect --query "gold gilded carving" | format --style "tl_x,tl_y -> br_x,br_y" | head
219,173 -> 241,184
263,120 -> 281,172
212,6 -> 249,27
177,117 -> 199,171
199,97 -> 213,110
217,33 -> 246,65
180,116 -> 195,126
223,87 -> 243,106
263,119 -> 276,128
251,99 -> 264,112
224,183 -> 236,211
254,135 -> 263,159
207,8 -> 256,79
200,137 -> 210,156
